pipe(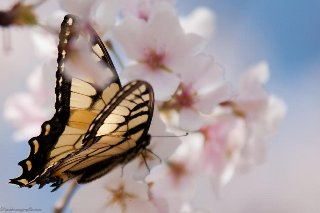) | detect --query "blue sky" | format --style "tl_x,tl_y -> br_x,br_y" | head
1,0 -> 319,212
178,0 -> 320,78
